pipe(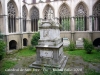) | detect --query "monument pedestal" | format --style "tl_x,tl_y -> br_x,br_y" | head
30,43 -> 68,69
30,20 -> 68,69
